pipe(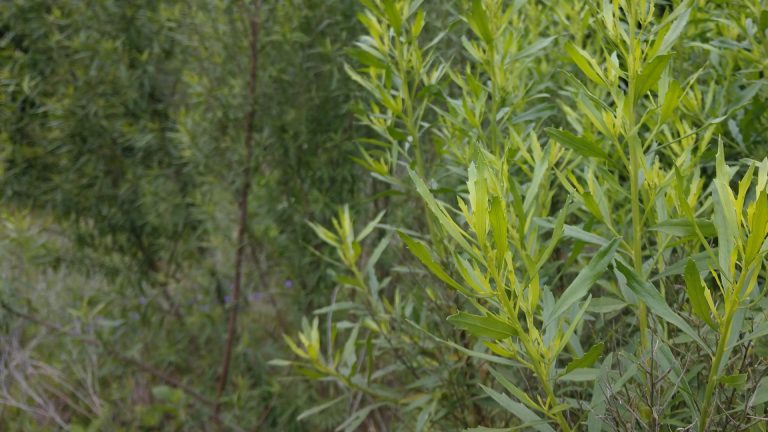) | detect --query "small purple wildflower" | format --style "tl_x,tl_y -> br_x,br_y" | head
248,292 -> 264,302
284,279 -> 293,289
224,294 -> 232,305
138,296 -> 147,306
